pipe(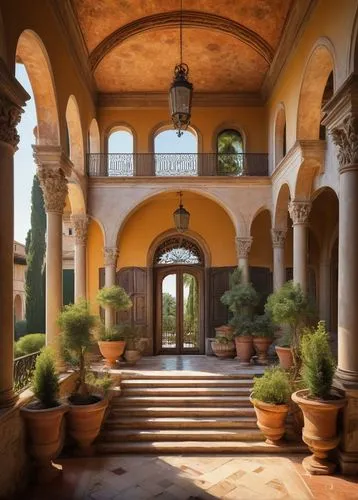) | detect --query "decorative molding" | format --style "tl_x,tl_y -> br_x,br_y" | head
322,73 -> 358,130
98,91 -> 263,109
288,200 -> 311,225
37,166 -> 68,214
89,11 -> 274,72
235,237 -> 253,259
271,229 -> 287,248
261,0 -> 318,99
0,96 -> 22,148
104,247 -> 119,267
330,114 -> 358,170
33,145 -> 73,178
71,215 -> 88,245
